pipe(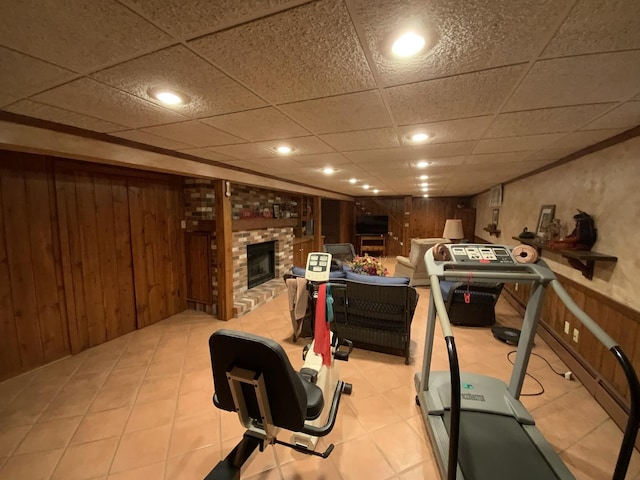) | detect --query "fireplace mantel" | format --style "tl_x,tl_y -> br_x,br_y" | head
232,218 -> 297,231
